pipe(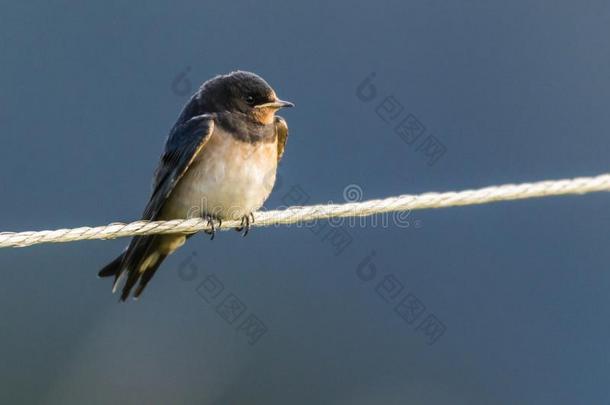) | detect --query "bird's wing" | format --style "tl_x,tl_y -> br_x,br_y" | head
109,114 -> 214,301
143,114 -> 215,220
275,115 -> 289,163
